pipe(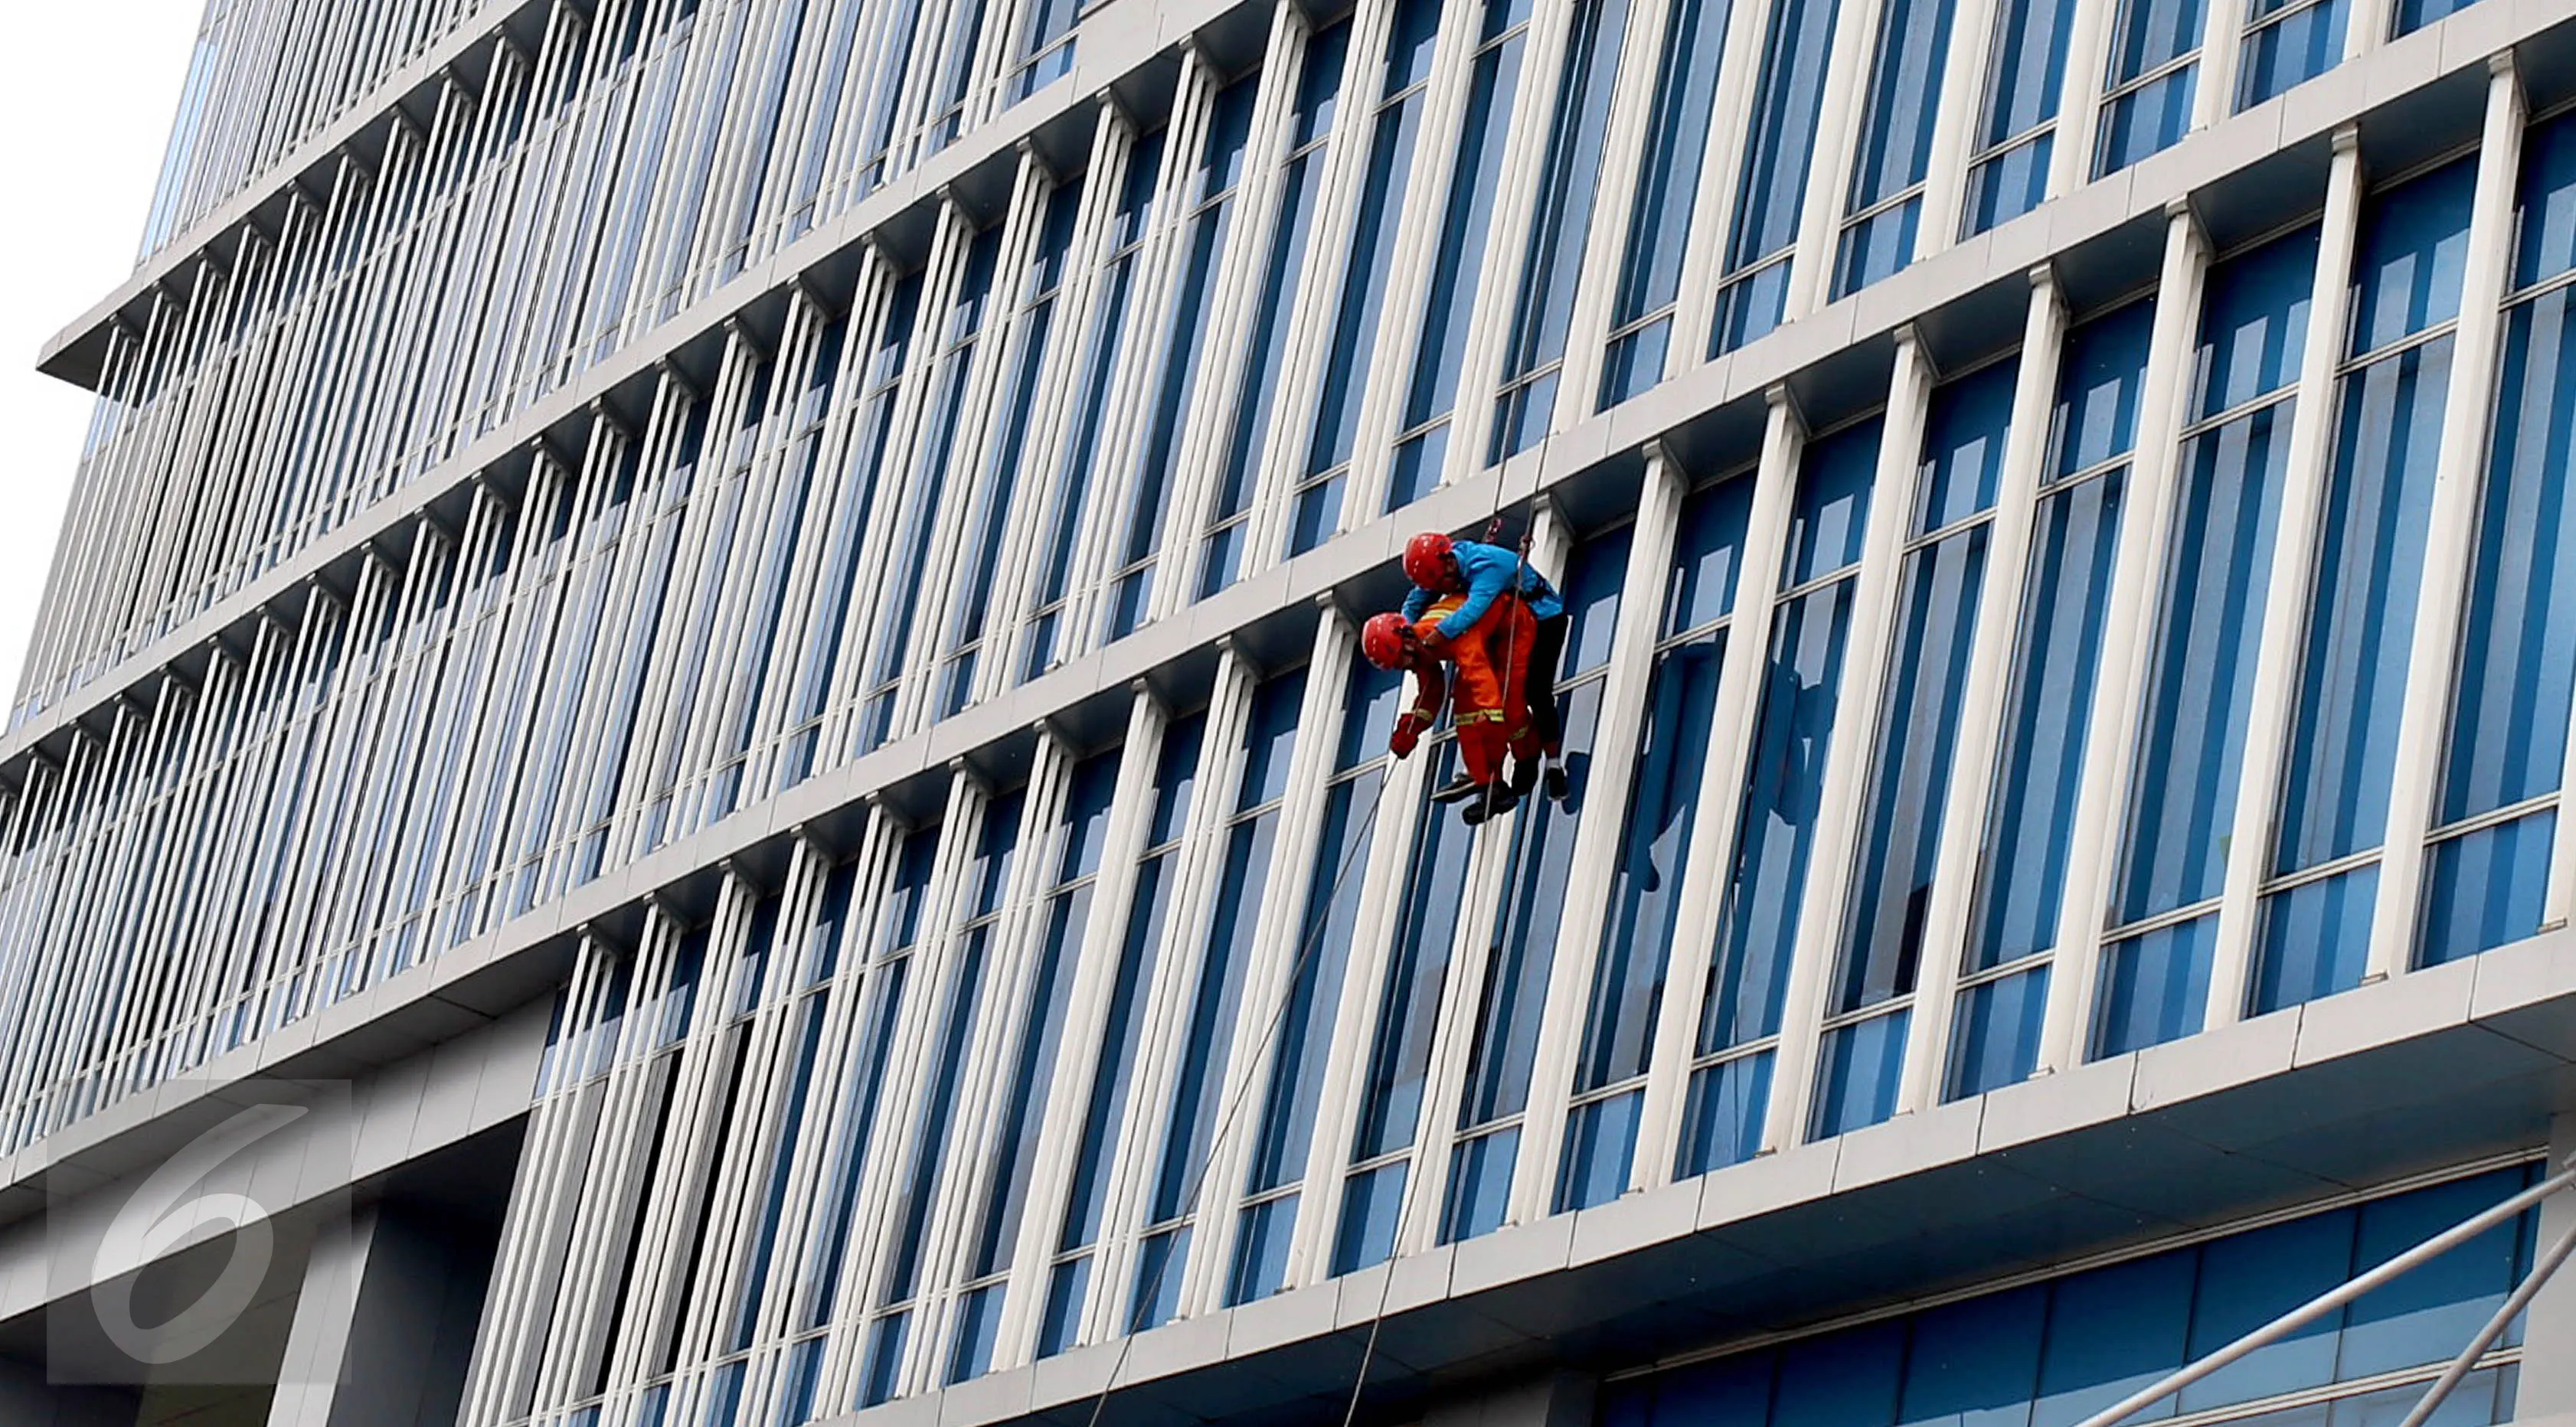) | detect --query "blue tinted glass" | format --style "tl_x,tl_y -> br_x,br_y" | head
1038,1258 -> 1089,1357
1670,477 -> 1756,632
2514,109 -> 2576,289
1129,1226 -> 1188,1330
1919,360 -> 2018,533
2237,0 -> 2346,110
1355,769 -> 1475,1157
1339,662 -> 1407,769
2197,227 -> 2319,417
1062,857 -> 1168,1249
2119,403 -> 2293,922
2349,156 -> 2474,355
2052,301 -> 2156,475
1332,1160 -> 1407,1272
1842,525 -> 1987,1010
1152,816 -> 1273,1220
950,1285 -> 1003,1383
1613,0 -> 1736,328
1252,769 -> 1382,1190
2419,813 -> 2553,968
1214,151 -> 1324,549
1295,23 -> 1351,143
1849,0 -> 1956,210
1502,0 -> 1633,393
1228,1195 -> 1297,1305
1788,418 -> 1881,585
2444,292 -> 2576,823
1473,686 -> 1603,1124
2108,0 -> 2205,82
1386,0 -> 1443,93
1678,1050 -> 1772,1176
1982,0 -> 2077,145
1404,35 -> 1525,433
1061,754 -> 1121,880
1965,134 -> 2053,237
2092,914 -> 2215,1057
2181,1210 -> 2352,1408
1712,258 -> 1796,355
1813,1008 -> 1908,1138
1444,1127 -> 1520,1241
1239,671 -> 1309,811
1778,1321 -> 1907,1427
1562,526 -> 1633,674
2275,338 -> 2449,872
2096,69 -> 2195,176
2395,0 -> 2476,34
1705,582 -> 1855,1050
1727,0 -> 1842,269
2253,865 -> 2377,1014
1947,965 -> 2049,1100
2032,1251 -> 2192,1427
2342,1167 -> 2525,1376
1976,470 -> 2124,968
1836,199 -> 1923,298
1310,99 -> 1425,475
1602,319 -> 1675,407
1650,1346 -> 1775,1427
1558,1091 -> 1641,1210
1150,714 -> 1205,844
1902,1286 -> 2046,1427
